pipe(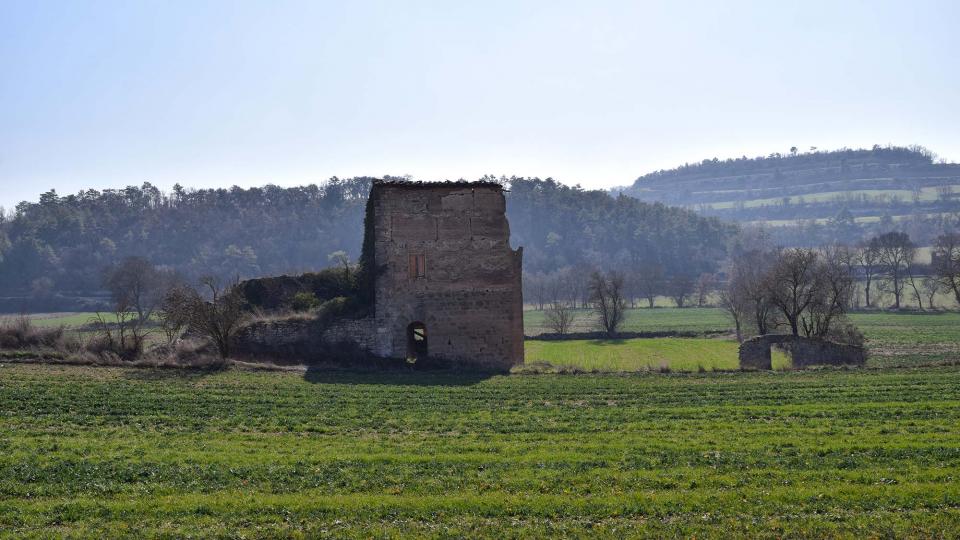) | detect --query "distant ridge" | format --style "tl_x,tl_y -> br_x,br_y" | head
618,145 -> 960,245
